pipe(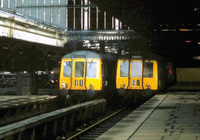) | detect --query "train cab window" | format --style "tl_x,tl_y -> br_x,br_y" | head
87,61 -> 97,78
131,61 -> 142,77
143,62 -> 153,78
75,62 -> 84,77
63,61 -> 72,77
120,62 -> 129,77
